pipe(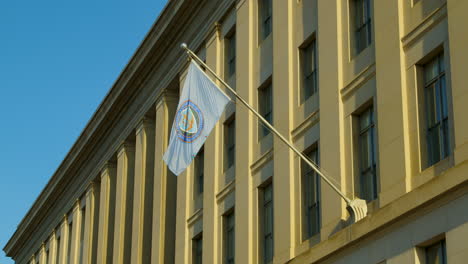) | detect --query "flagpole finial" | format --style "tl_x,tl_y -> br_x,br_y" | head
180,43 -> 188,50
